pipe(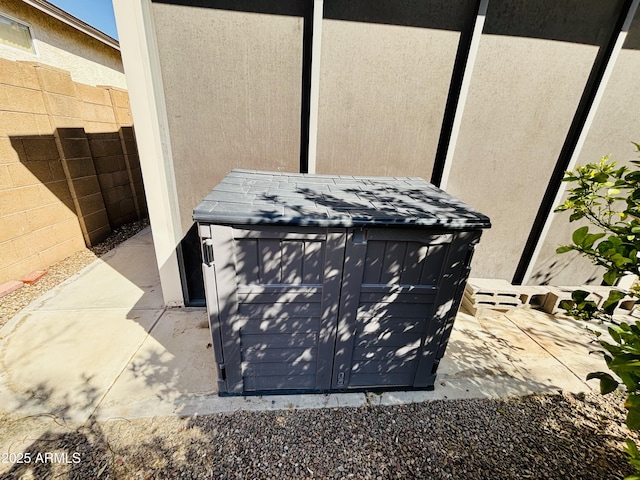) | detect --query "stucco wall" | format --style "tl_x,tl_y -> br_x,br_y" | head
0,0 -> 125,89
529,5 -> 640,286
445,0 -> 624,281
316,0 -> 476,177
151,2 -> 304,234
